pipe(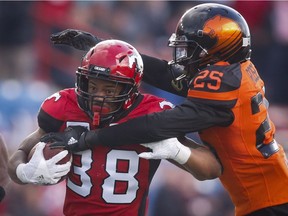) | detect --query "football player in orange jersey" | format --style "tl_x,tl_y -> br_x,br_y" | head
8,39 -> 221,216
43,3 -> 288,216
